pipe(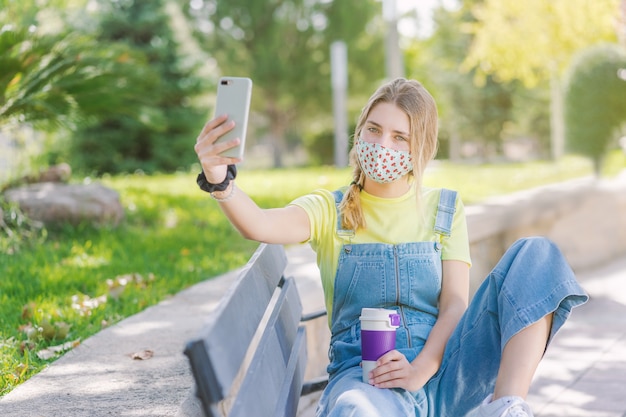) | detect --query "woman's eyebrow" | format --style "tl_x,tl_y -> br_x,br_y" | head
366,120 -> 409,137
